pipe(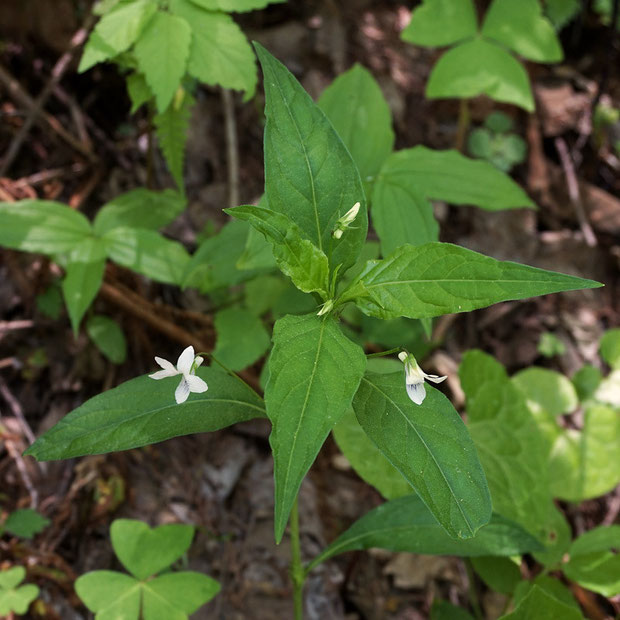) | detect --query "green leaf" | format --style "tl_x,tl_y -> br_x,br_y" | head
255,43 -> 368,274
62,238 -> 107,334
513,576 -> 580,614
94,189 -> 186,235
75,571 -> 141,619
318,64 -> 395,185
499,585 -> 582,620
126,72 -> 152,113
332,409 -> 412,500
170,0 -> 256,96
244,275 -> 287,316
237,225 -> 277,271
0,567 -> 26,590
187,0 -> 285,11
24,367 -> 265,461
79,30 -> 119,72
111,520 -> 194,580
545,0 -> 581,29
226,205 -> 330,297
36,281 -> 63,319
213,307 -> 270,371
482,0 -> 563,62
427,39 -> 535,112
87,315 -> 127,364
572,364 -> 602,401
104,227 -> 190,285
308,495 -> 542,571
350,242 -> 601,320
93,0 -> 156,54
512,367 -> 578,416
134,11 -> 191,113
142,572 -> 220,618
563,526 -> 620,597
0,566 -> 39,616
401,0 -> 478,47
0,200 -> 92,254
352,371 -> 491,539
430,600 -> 475,620
154,92 -> 194,190
266,314 -> 366,542
3,509 -> 50,539
471,556 -> 522,594
600,328 -> 620,369
378,147 -> 534,211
